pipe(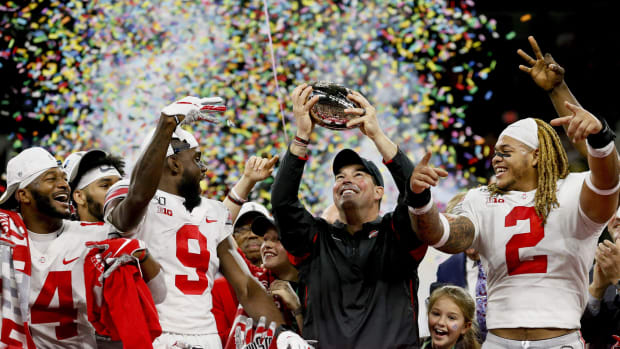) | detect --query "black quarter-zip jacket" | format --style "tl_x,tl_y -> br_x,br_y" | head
272,148 -> 428,349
